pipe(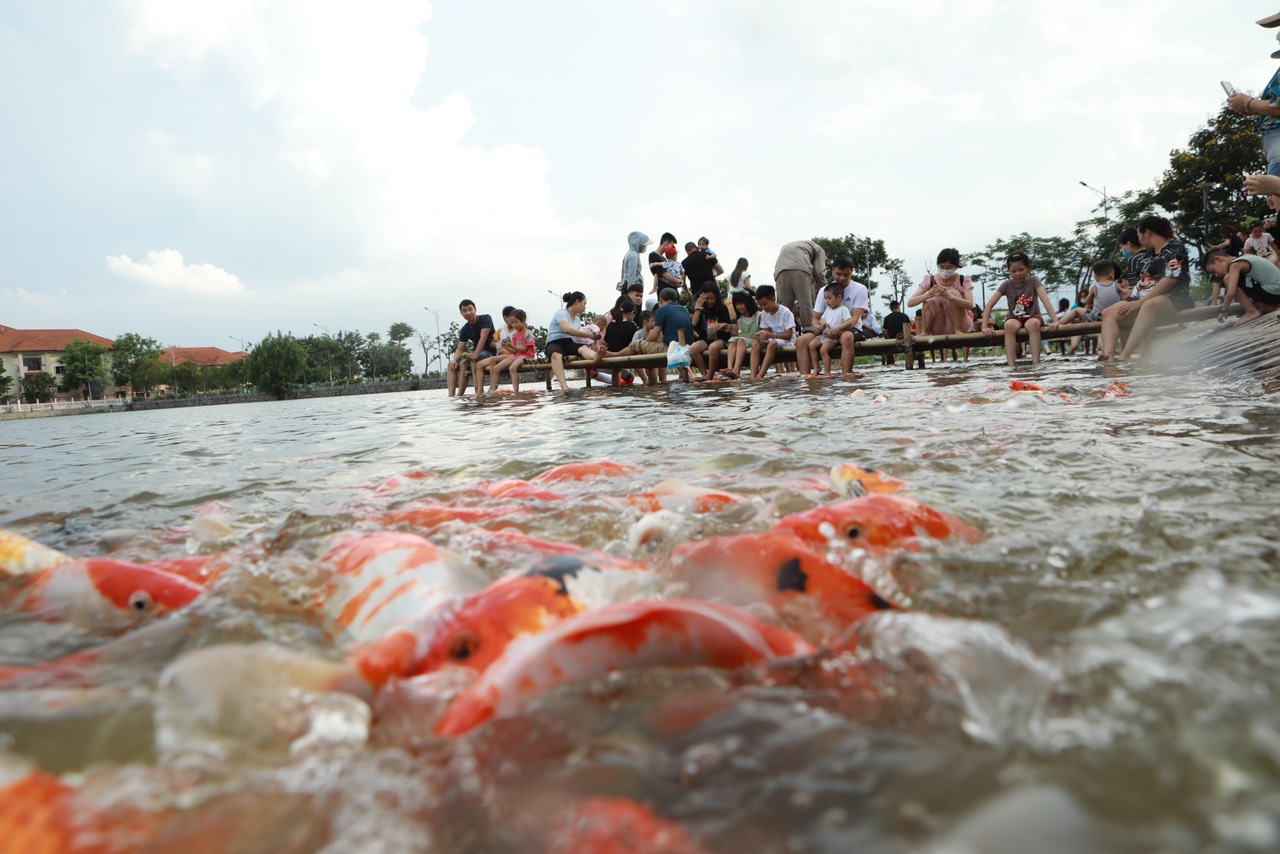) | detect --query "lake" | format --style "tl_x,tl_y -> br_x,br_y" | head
1,341 -> 1278,853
